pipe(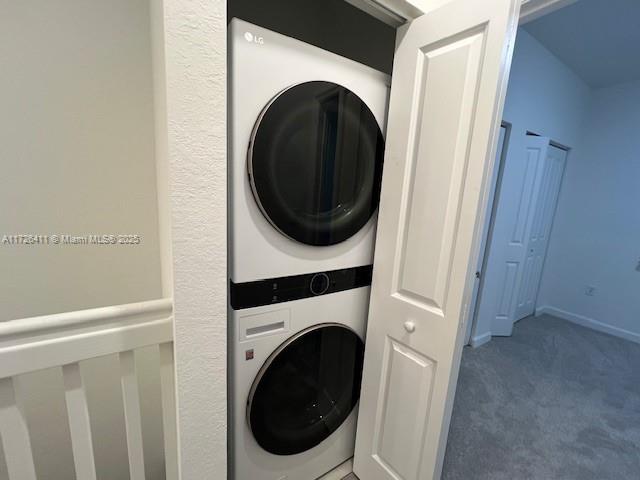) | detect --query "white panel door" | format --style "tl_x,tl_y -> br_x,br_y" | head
353,1 -> 520,479
475,135 -> 550,336
513,143 -> 566,320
